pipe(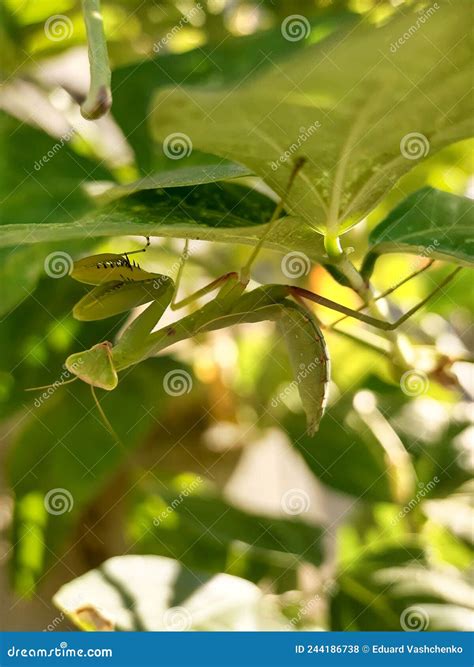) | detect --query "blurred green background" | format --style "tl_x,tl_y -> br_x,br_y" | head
0,0 -> 472,631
